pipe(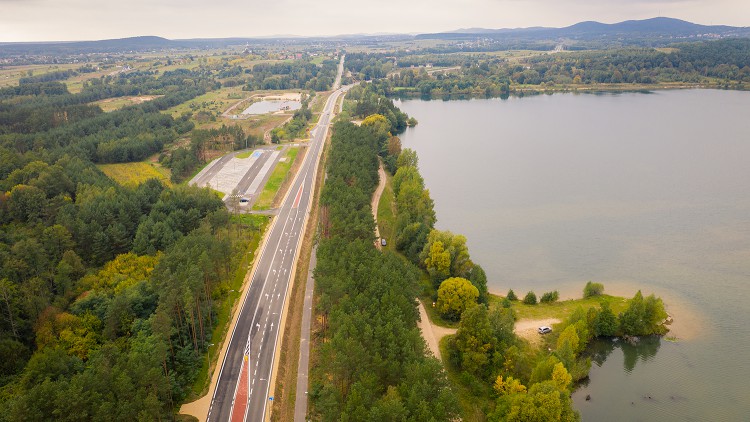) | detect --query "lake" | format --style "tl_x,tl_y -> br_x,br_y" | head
241,99 -> 301,115
396,90 -> 750,421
